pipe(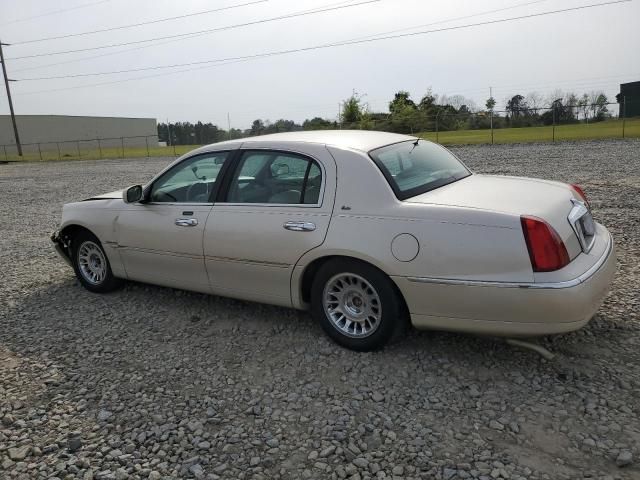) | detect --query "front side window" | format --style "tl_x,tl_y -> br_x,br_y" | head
369,140 -> 470,200
149,152 -> 229,203
227,151 -> 322,205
